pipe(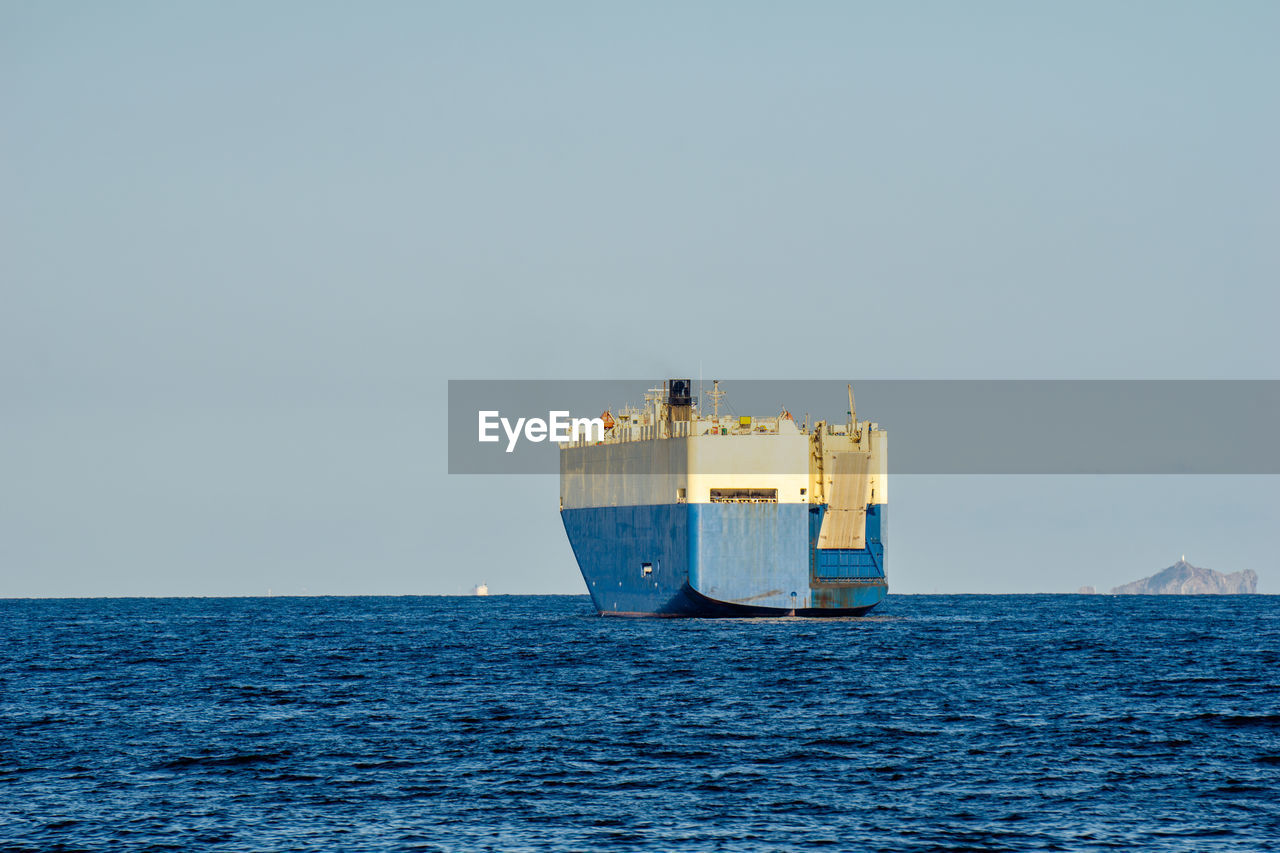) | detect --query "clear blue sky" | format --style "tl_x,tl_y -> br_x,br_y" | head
3,2 -> 1277,595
